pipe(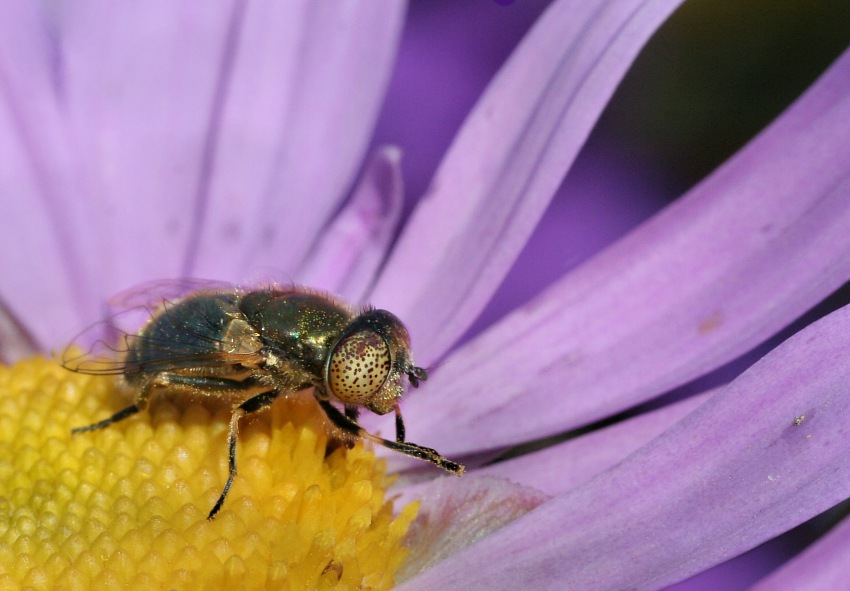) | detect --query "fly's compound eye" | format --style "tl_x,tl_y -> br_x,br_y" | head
326,330 -> 392,406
